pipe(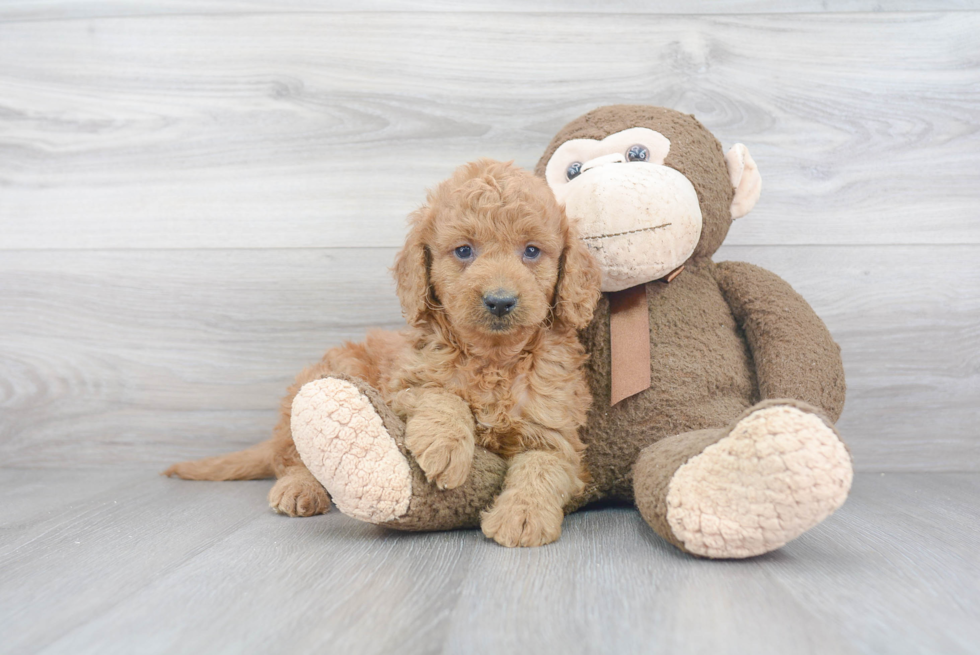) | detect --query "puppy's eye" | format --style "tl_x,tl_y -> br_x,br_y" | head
626,144 -> 649,162
566,162 -> 583,180
454,245 -> 473,260
523,245 -> 541,260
